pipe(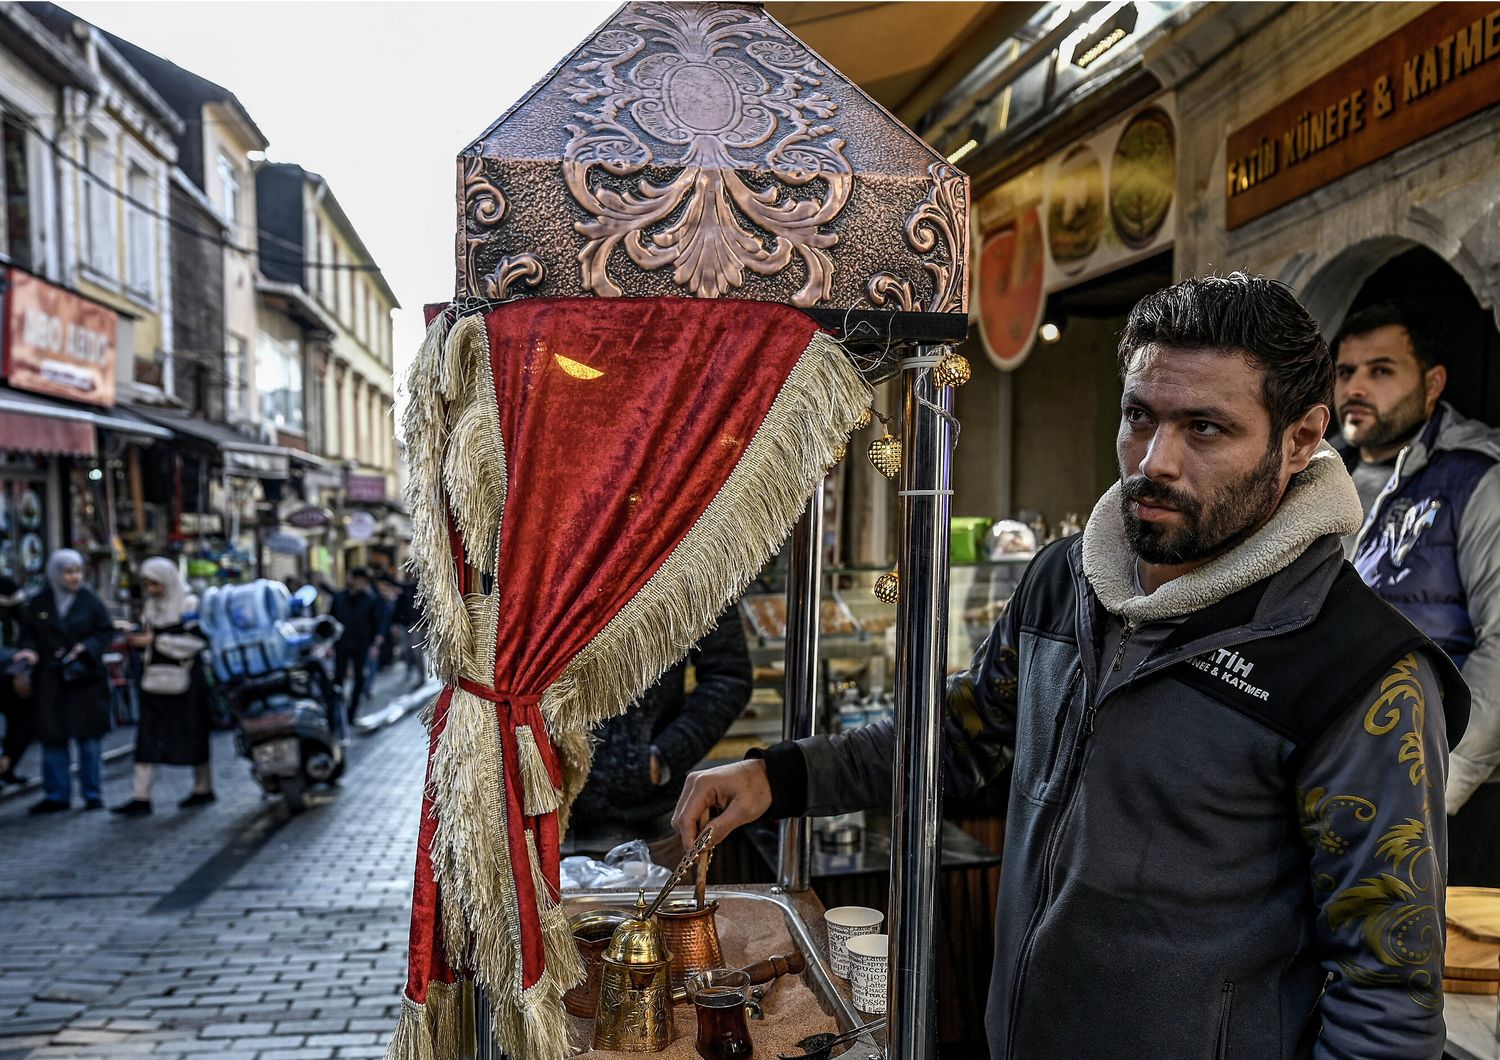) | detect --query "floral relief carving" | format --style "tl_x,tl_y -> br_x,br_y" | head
867,162 -> 970,315
561,4 -> 853,307
463,156 -> 546,300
